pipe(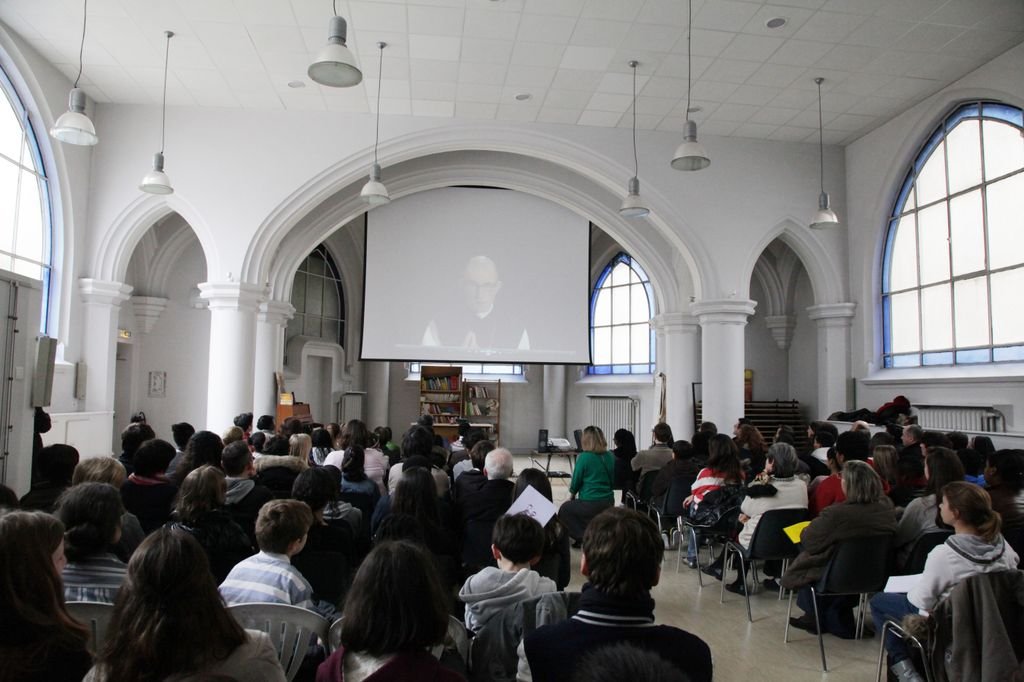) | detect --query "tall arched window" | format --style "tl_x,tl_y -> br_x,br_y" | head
0,65 -> 53,331
288,245 -> 345,346
589,252 -> 654,375
882,102 -> 1024,368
